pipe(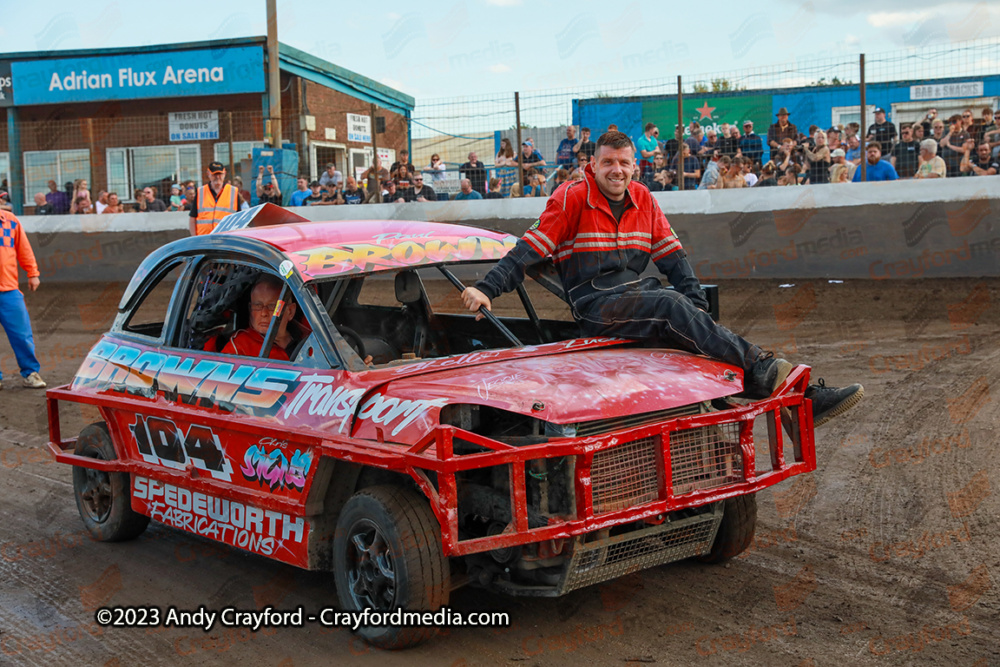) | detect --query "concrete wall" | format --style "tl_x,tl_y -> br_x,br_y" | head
20,176 -> 1000,283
